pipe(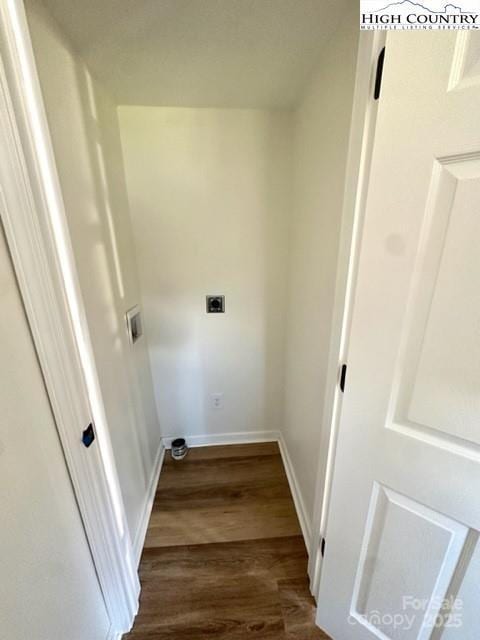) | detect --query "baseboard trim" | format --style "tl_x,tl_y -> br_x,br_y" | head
132,441 -> 165,566
278,434 -> 312,553
161,430 -> 280,449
